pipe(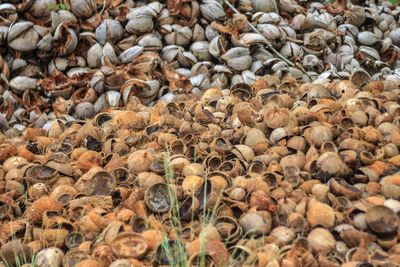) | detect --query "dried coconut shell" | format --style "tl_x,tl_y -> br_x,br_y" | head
69,196 -> 113,213
264,108 -> 290,129
111,232 -> 148,259
306,198 -> 335,228
307,227 -> 336,255
113,111 -> 147,129
46,160 -> 74,176
389,155 -> 400,167
104,222 -> 124,245
127,150 -> 154,174
238,178 -> 270,194
76,259 -> 106,267
104,155 -> 126,172
391,129 -> 400,146
28,196 -> 63,223
186,239 -> 230,266
92,245 -> 114,266
0,145 -> 17,163
133,200 -> 148,218
87,170 -> 116,196
200,225 -> 222,242
367,160 -> 387,177
250,190 -> 277,215
0,240 -> 33,266
364,81 -> 384,95
300,180 -> 321,194
79,211 -> 109,240
75,123 -> 100,146
137,172 -> 164,191
380,175 -> 400,186
182,163 -> 204,177
17,145 -> 36,162
141,230 -> 165,251
0,219 -> 27,243
75,166 -> 103,193
366,196 -> 385,206
208,174 -> 230,190
162,63 -> 192,93
71,147 -> 88,161
33,228 -> 69,247
77,150 -> 103,170
48,120 -> 65,138
3,156 -> 28,173
182,175 -> 203,195
23,128 -> 47,142
116,208 -> 134,222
